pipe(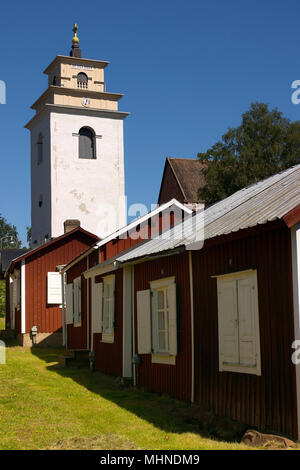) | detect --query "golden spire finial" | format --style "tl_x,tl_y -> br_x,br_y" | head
72,23 -> 79,45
